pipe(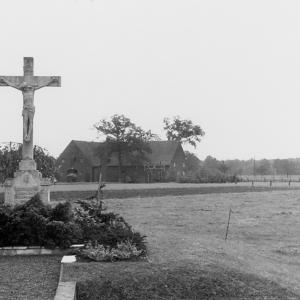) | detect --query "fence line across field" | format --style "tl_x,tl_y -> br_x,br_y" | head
239,175 -> 300,182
